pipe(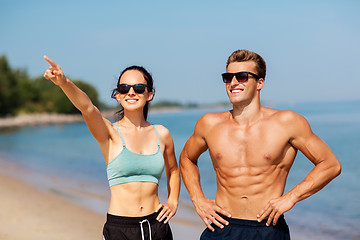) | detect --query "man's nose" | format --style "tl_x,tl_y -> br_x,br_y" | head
230,76 -> 239,85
